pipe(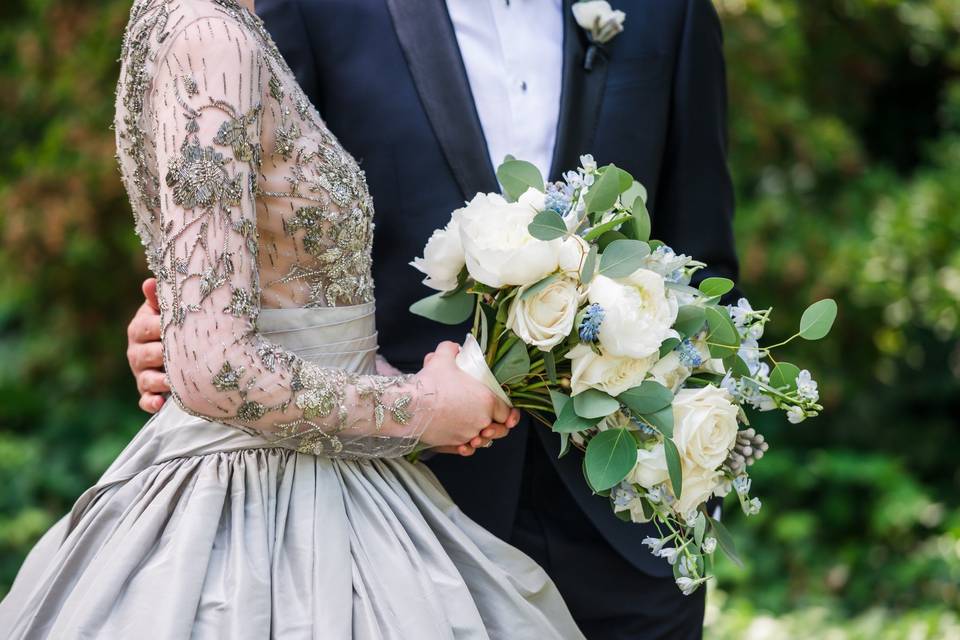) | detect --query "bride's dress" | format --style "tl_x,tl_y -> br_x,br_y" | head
0,1 -> 583,638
